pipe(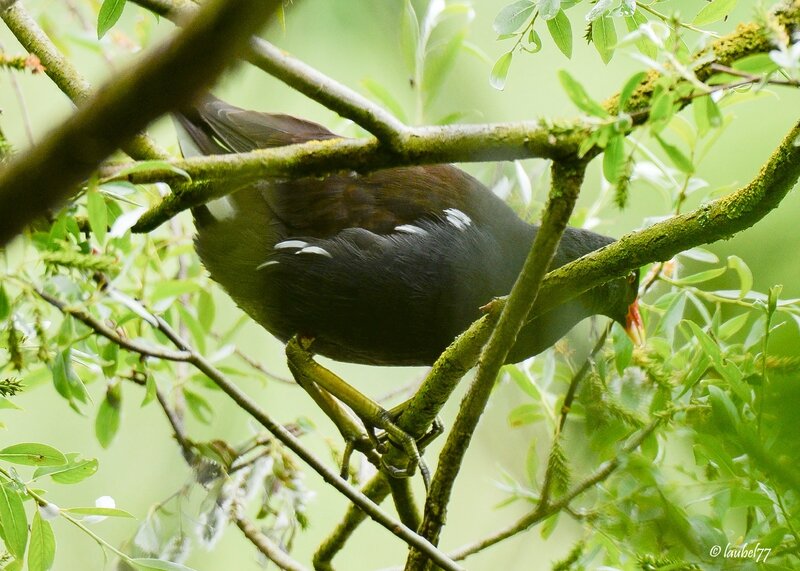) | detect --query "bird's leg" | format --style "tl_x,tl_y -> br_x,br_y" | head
286,336 -> 428,485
